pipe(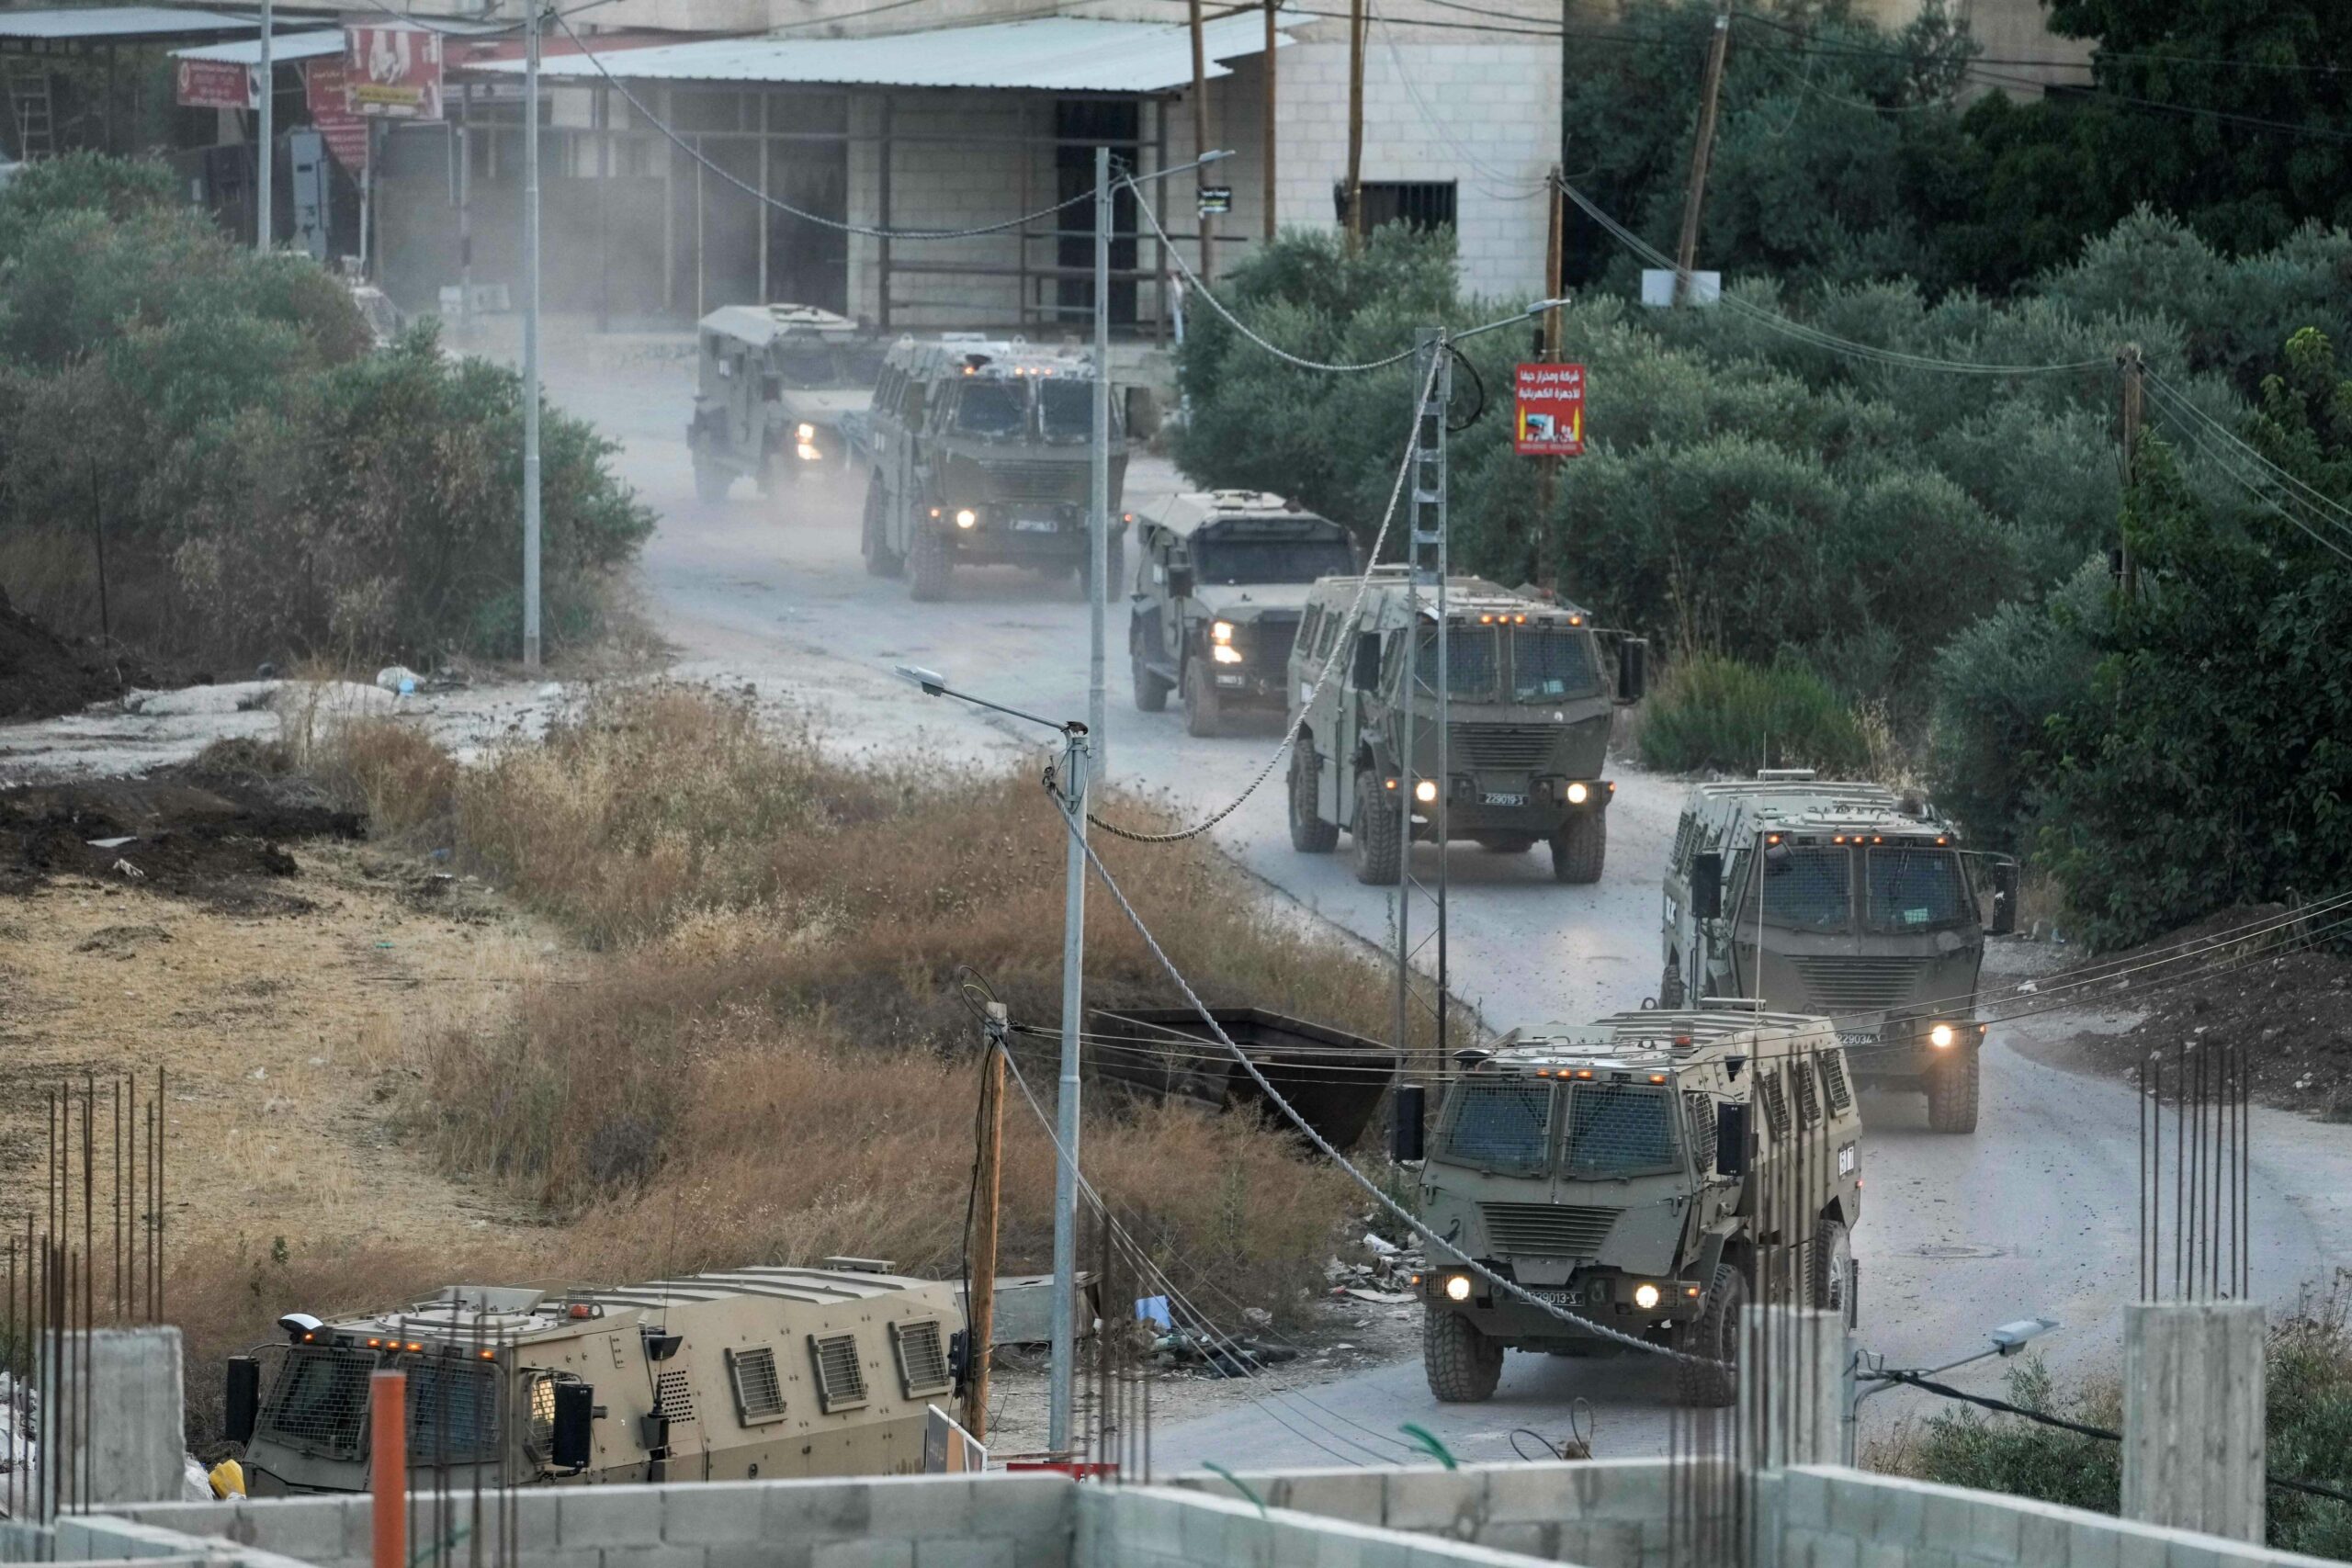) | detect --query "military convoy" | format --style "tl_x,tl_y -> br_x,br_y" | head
229,1263 -> 966,1494
1282,570 -> 1645,885
1127,491 -> 1359,735
1657,773 -> 2015,1134
688,304 -> 884,505
854,334 -> 1151,602
1409,1008 -> 1861,1404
